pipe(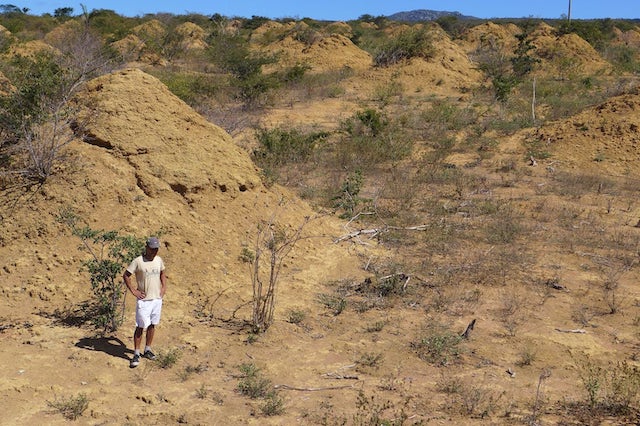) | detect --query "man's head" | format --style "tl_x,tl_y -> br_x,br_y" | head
145,237 -> 160,259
